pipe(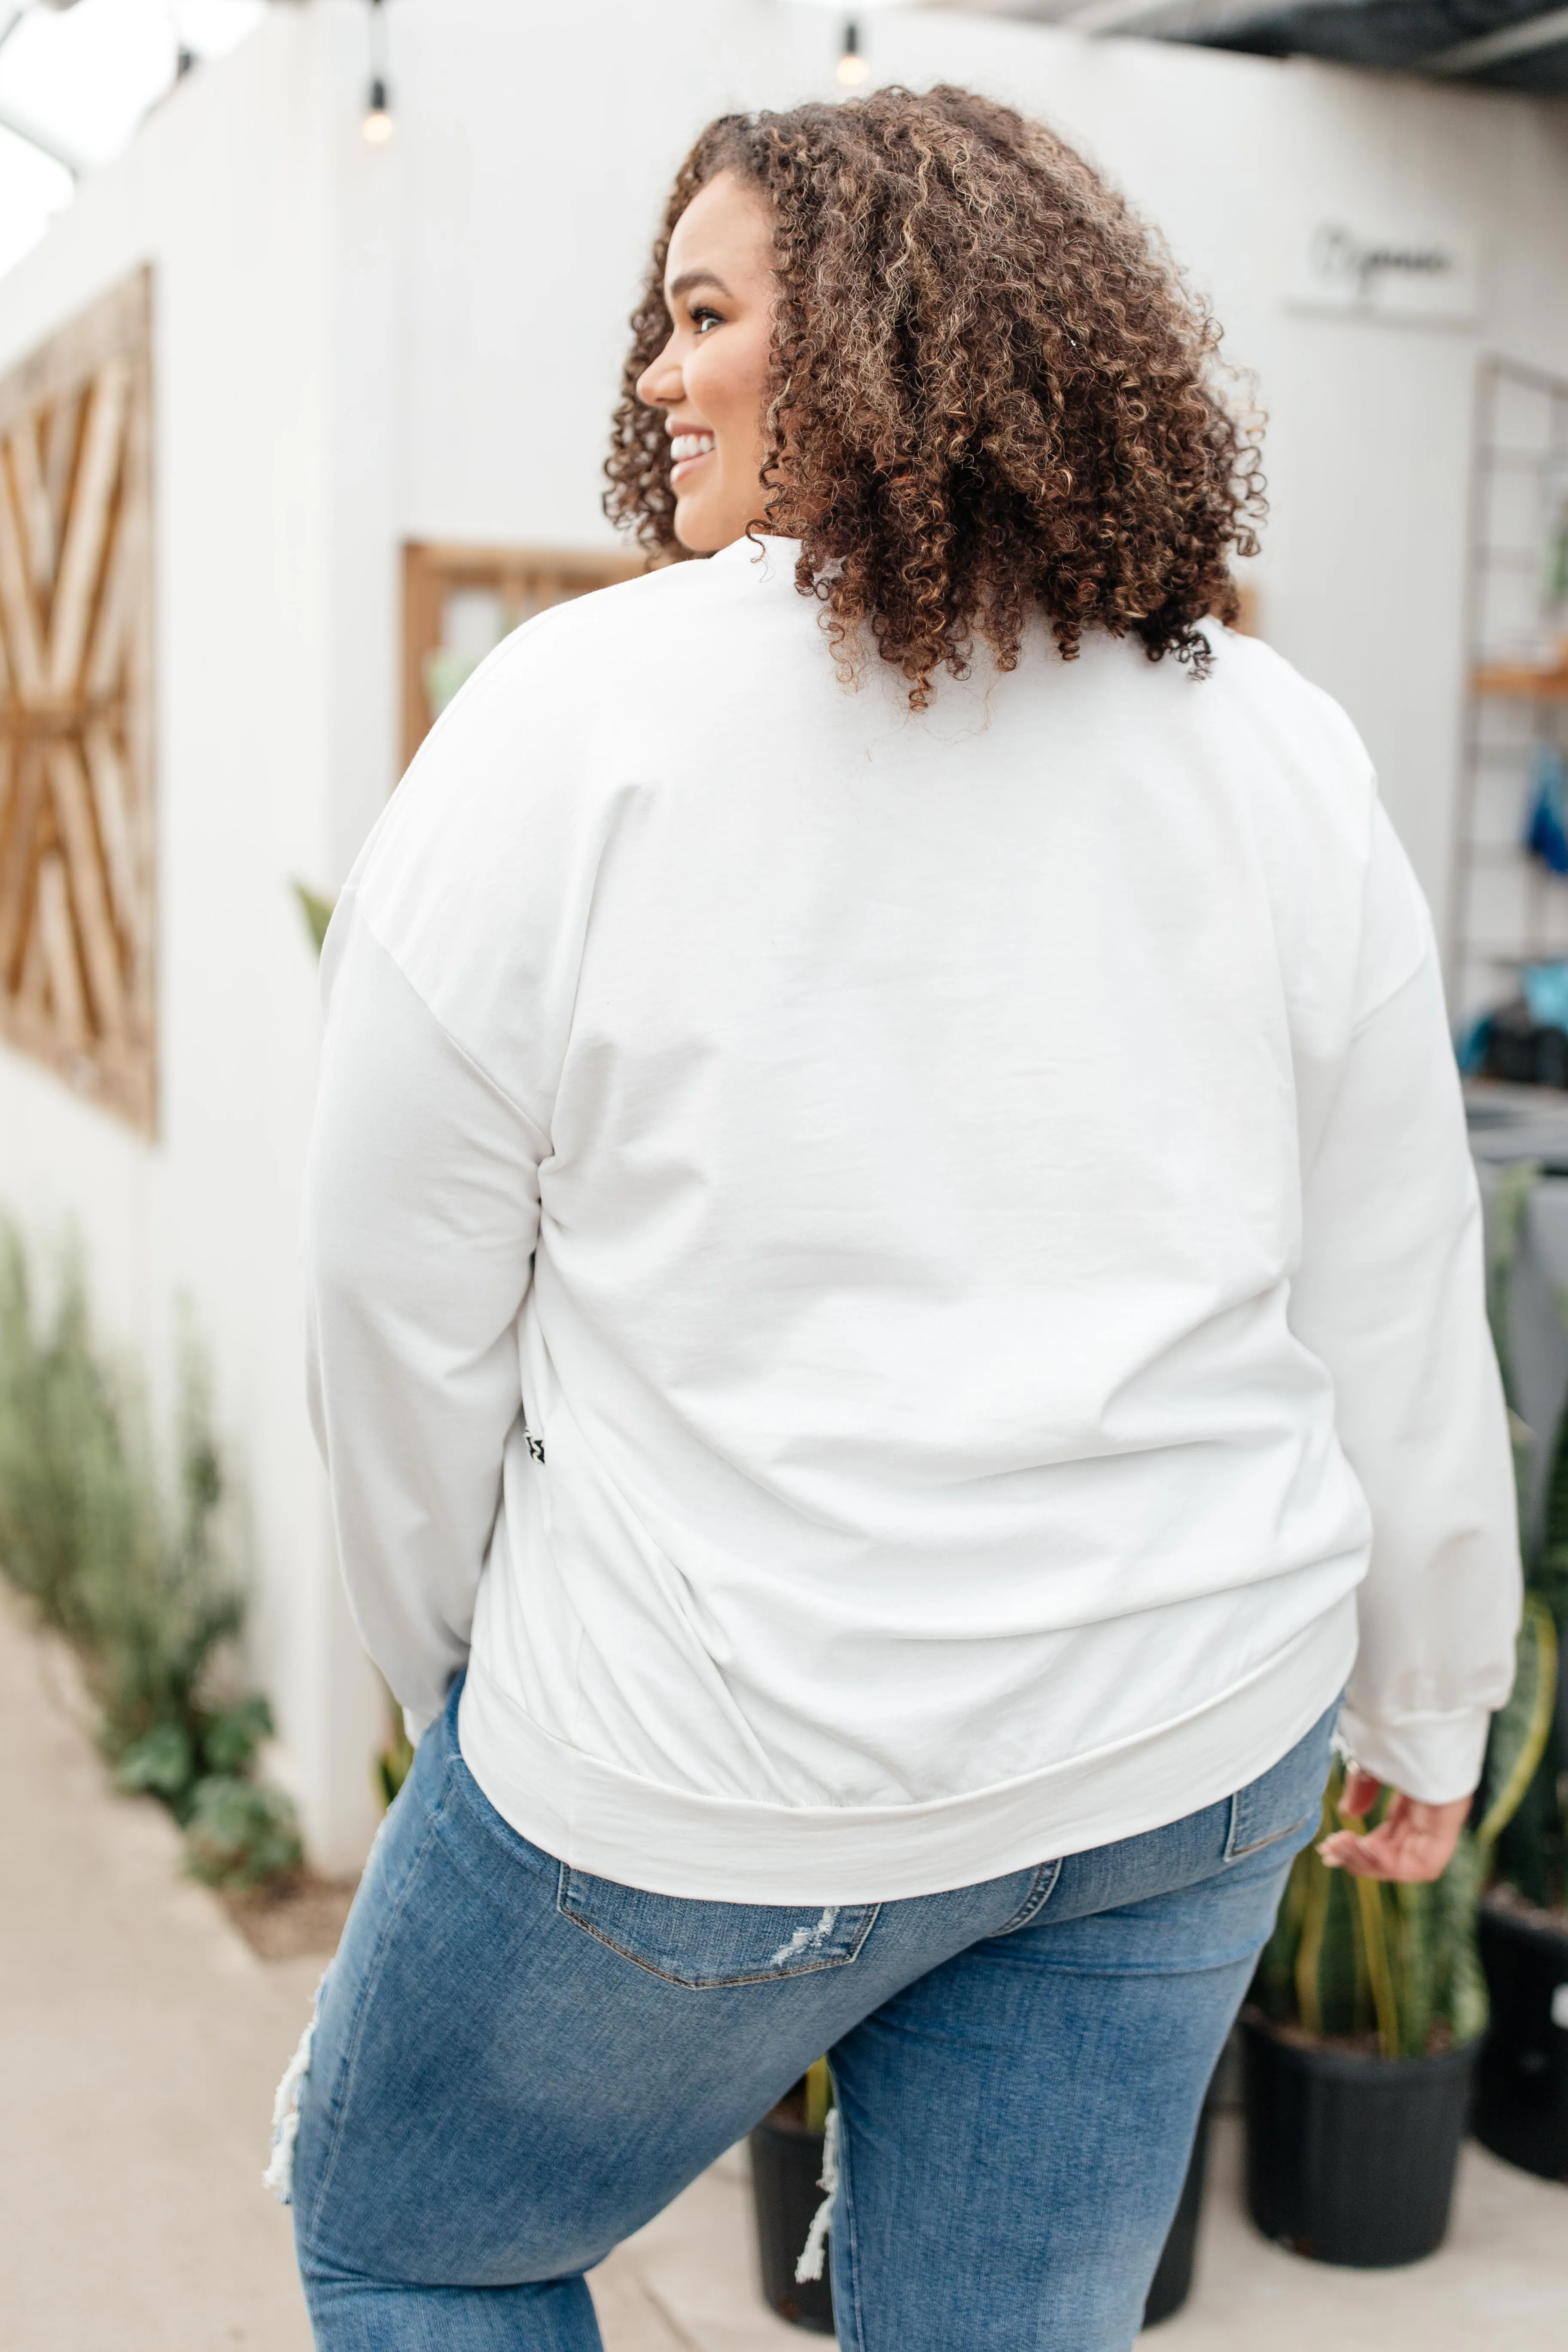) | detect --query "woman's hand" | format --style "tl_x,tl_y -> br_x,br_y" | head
1316,1767 -> 1472,1883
